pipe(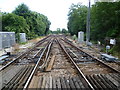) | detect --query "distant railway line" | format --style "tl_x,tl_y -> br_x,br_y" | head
0,35 -> 119,90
